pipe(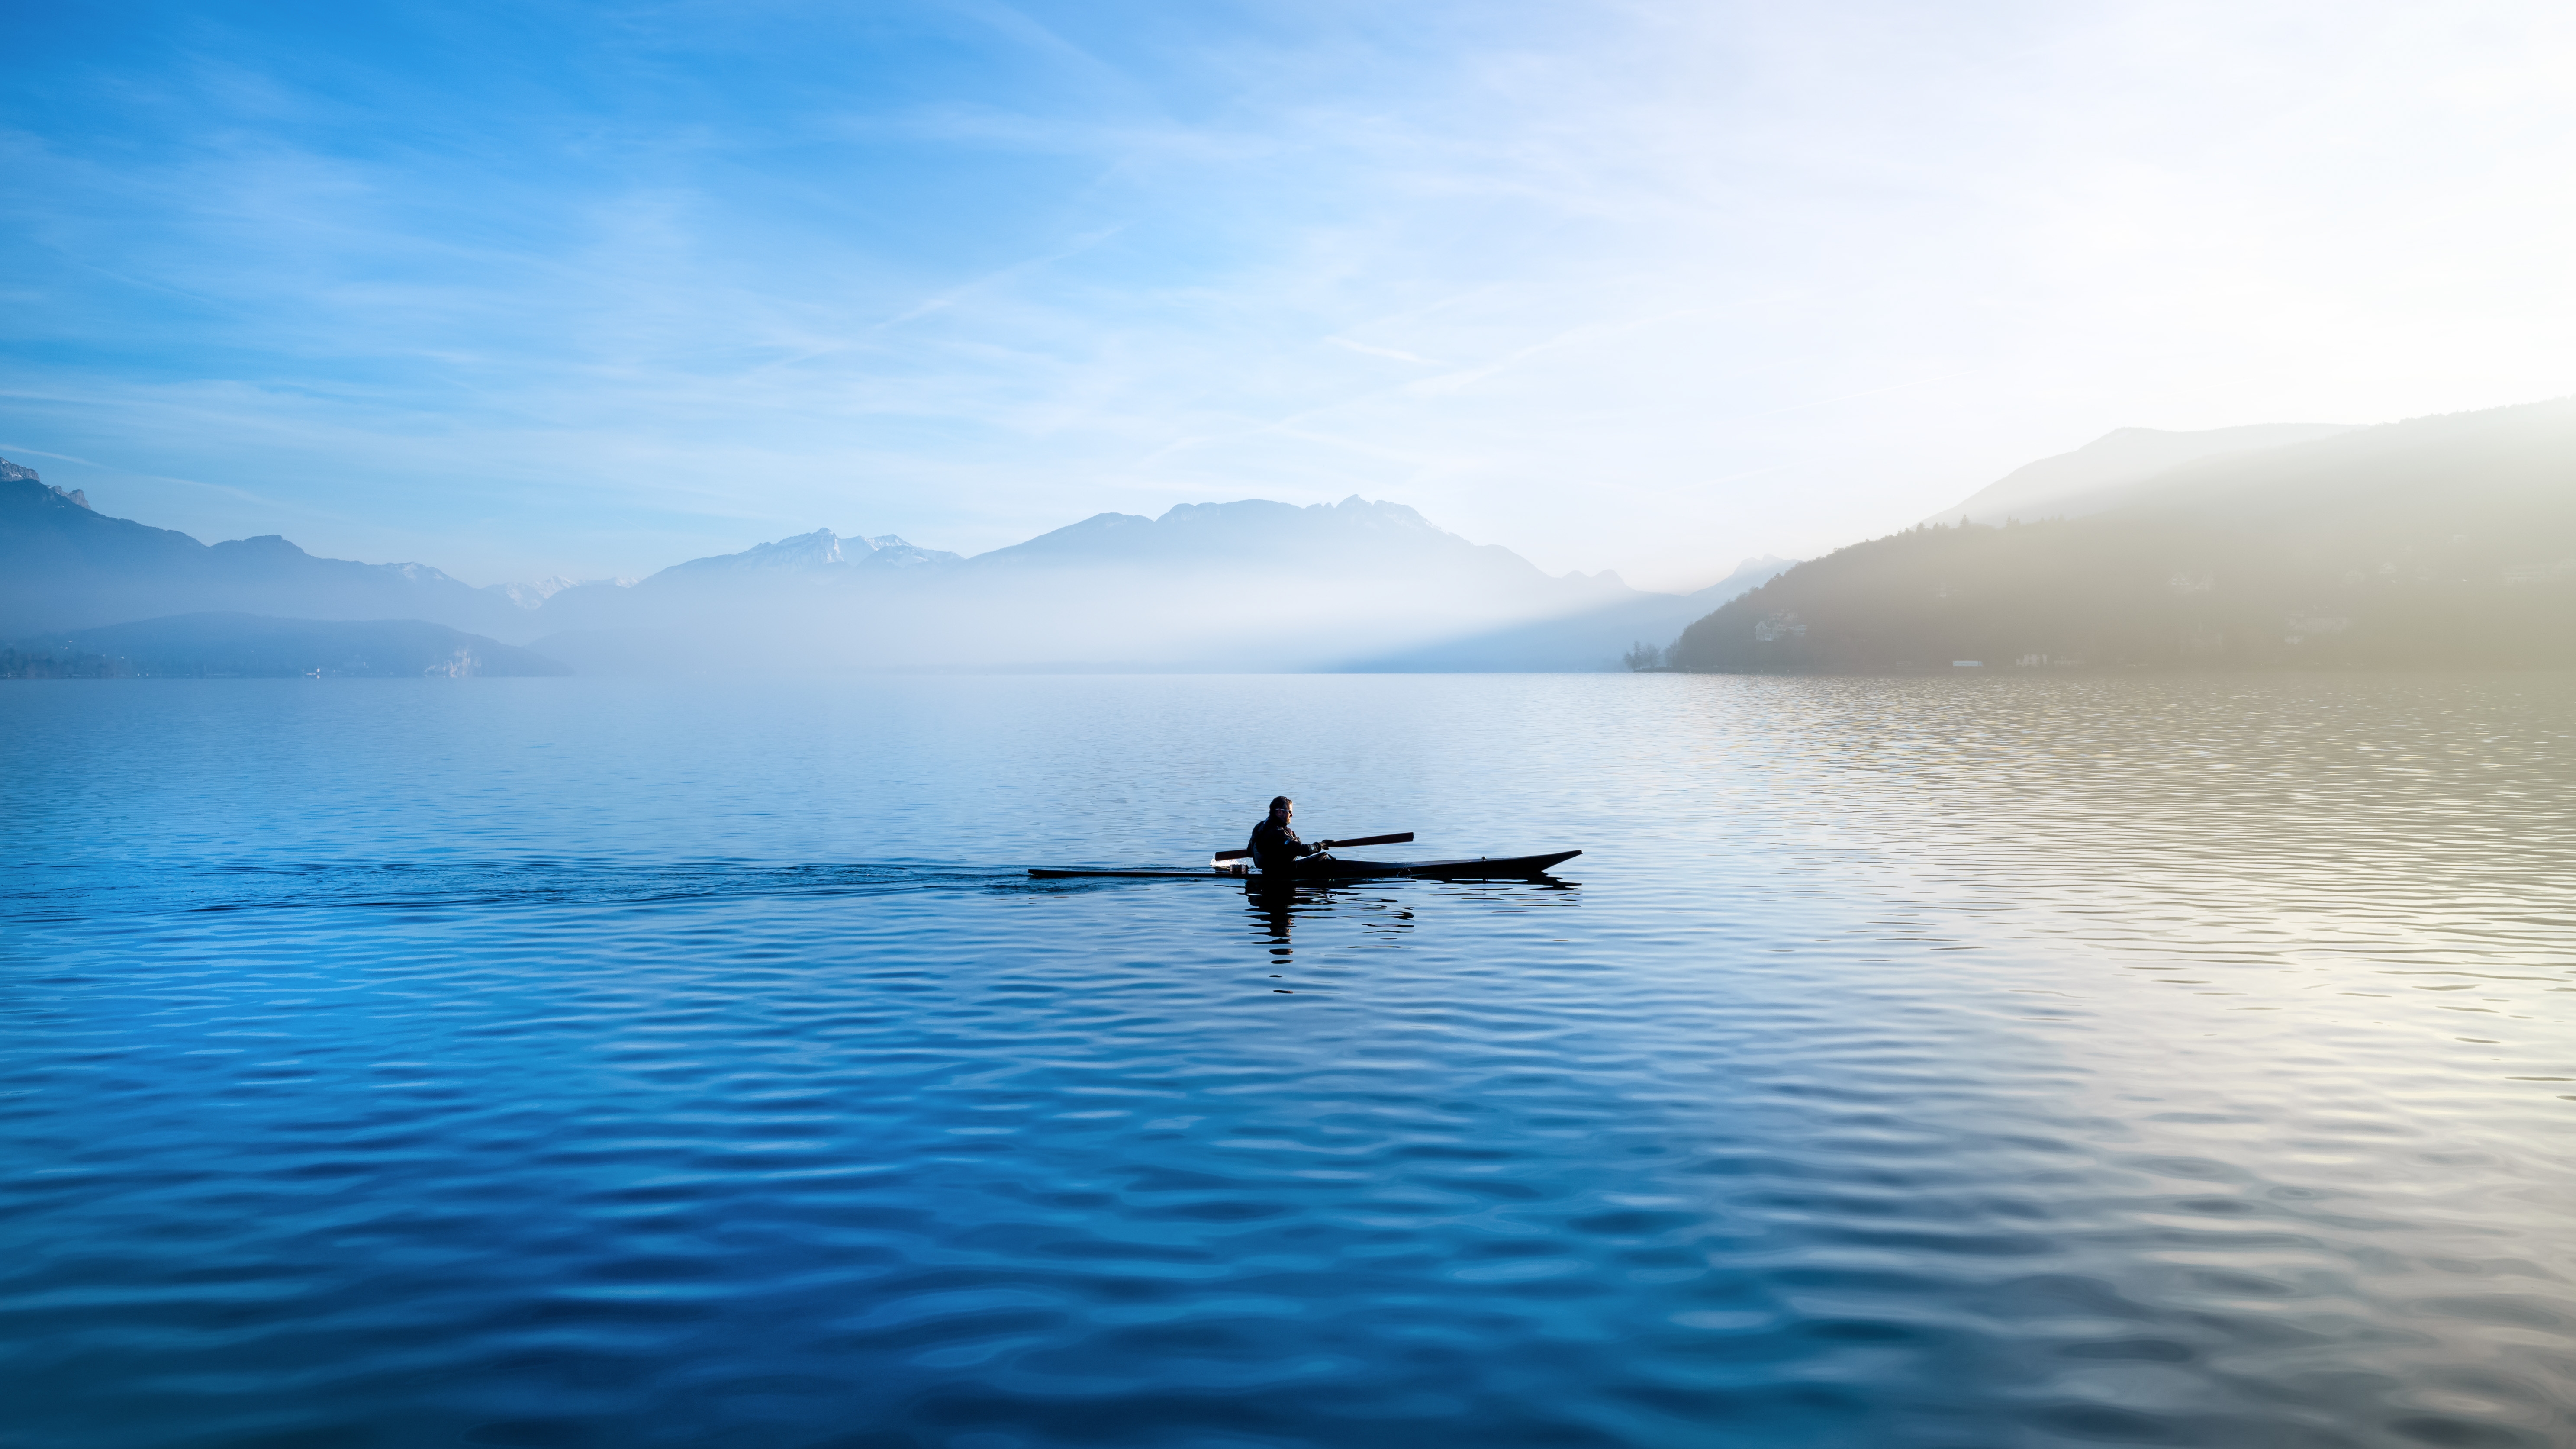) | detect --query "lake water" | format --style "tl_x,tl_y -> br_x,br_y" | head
3,673 -> 2571,1449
